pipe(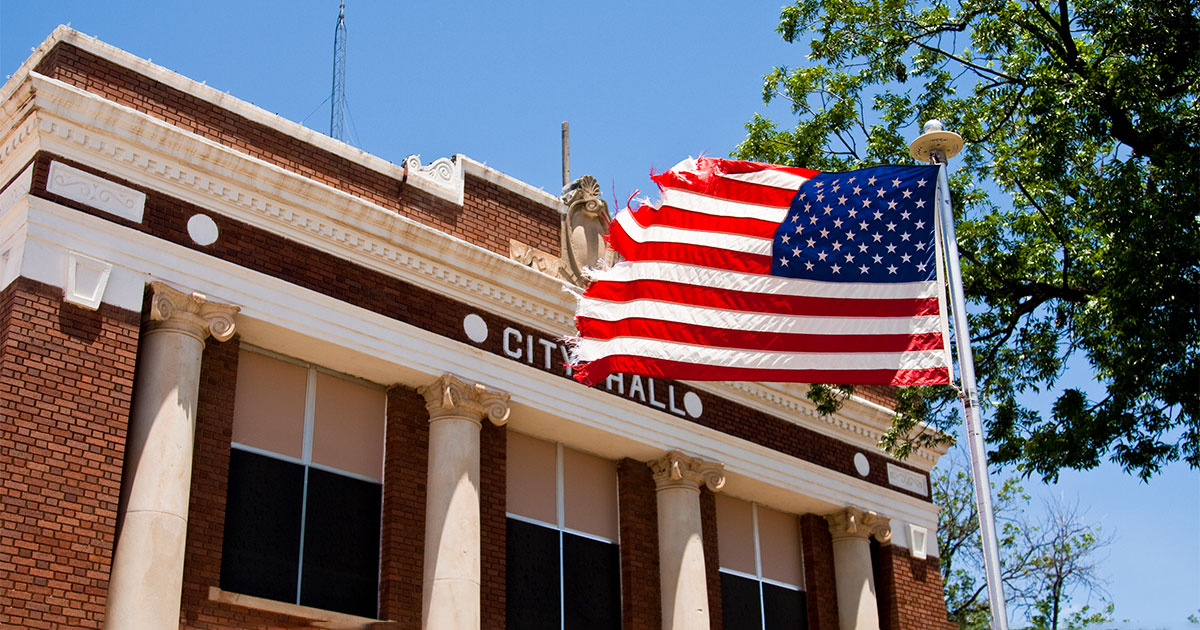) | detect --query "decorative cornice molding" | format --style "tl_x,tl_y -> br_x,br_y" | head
648,450 -> 726,493
146,281 -> 239,343
402,155 -> 463,205
826,506 -> 893,544
47,160 -> 145,222
418,373 -> 511,427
